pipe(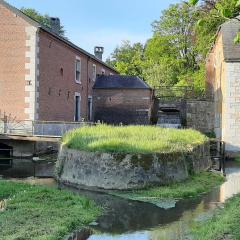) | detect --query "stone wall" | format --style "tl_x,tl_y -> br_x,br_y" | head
158,99 -> 214,133
57,142 -> 211,190
186,100 -> 214,133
